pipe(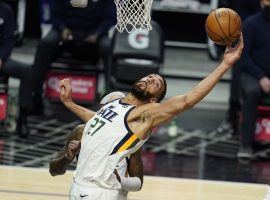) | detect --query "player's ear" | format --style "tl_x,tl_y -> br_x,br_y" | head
149,97 -> 157,103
